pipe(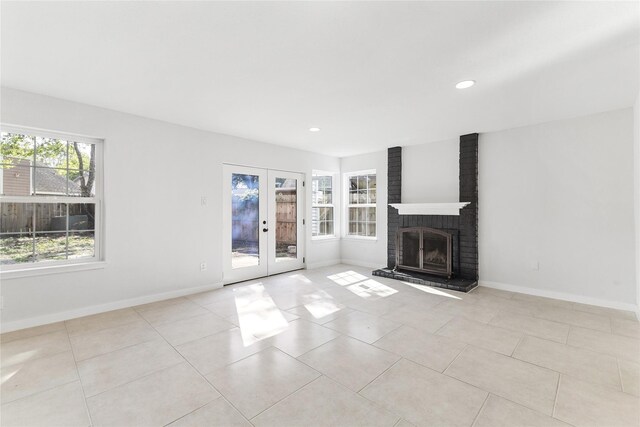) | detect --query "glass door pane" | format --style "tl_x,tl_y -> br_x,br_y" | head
231,173 -> 260,269
223,165 -> 268,284
274,177 -> 297,262
268,170 -> 304,275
